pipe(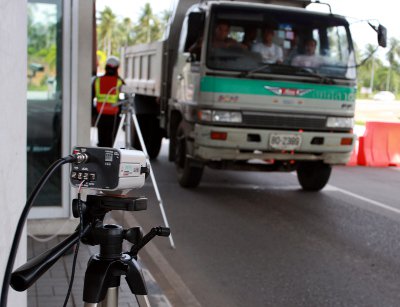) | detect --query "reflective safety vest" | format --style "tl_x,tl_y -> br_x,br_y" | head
95,75 -> 123,115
